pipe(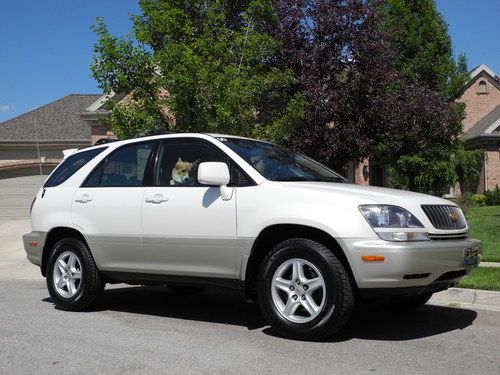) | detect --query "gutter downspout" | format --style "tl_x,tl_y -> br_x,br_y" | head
484,153 -> 488,192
